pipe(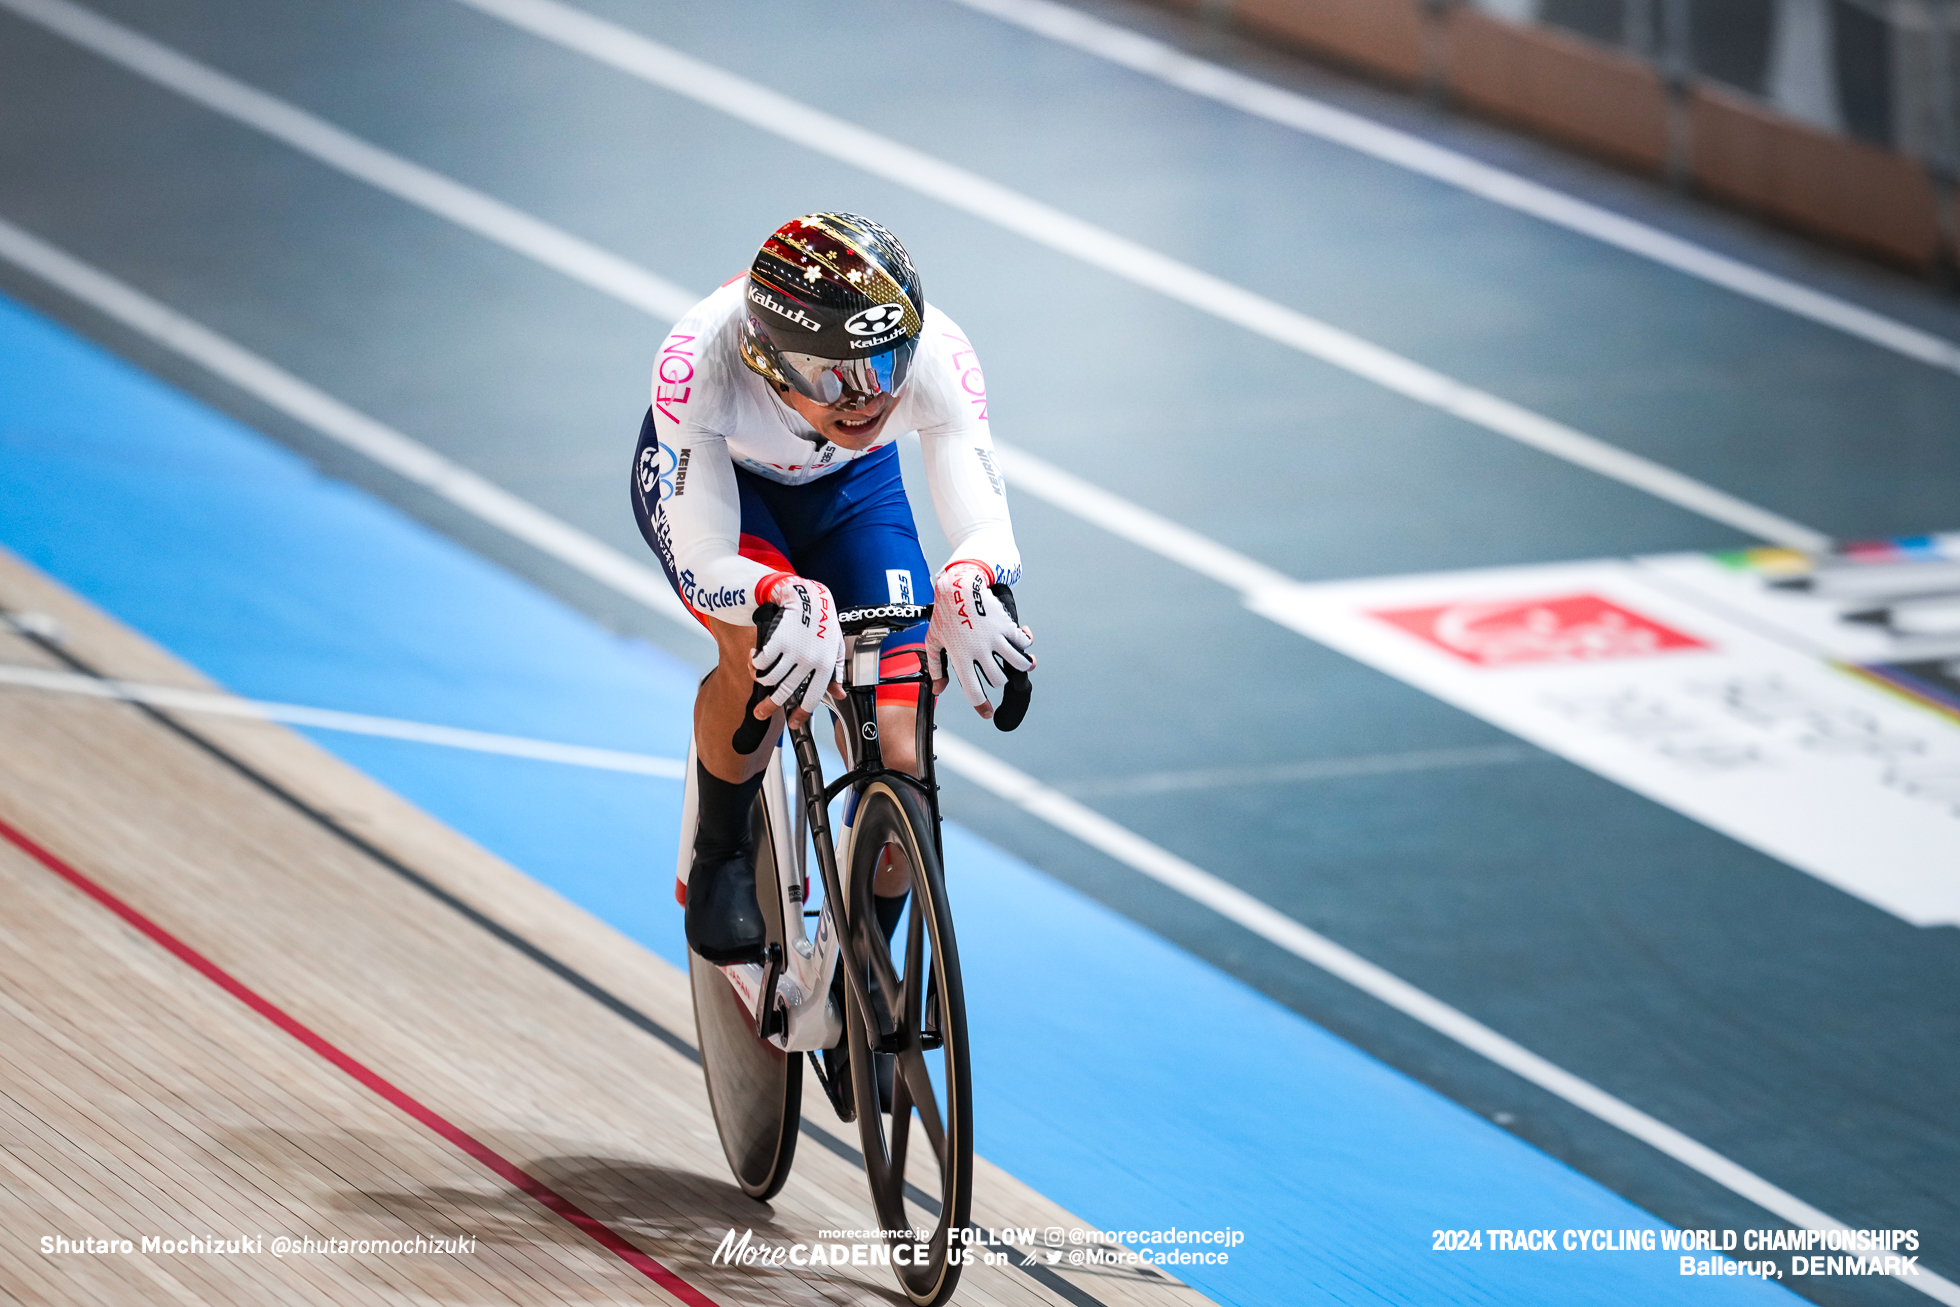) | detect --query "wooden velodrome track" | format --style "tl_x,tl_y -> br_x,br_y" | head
0,548 -> 1212,1307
